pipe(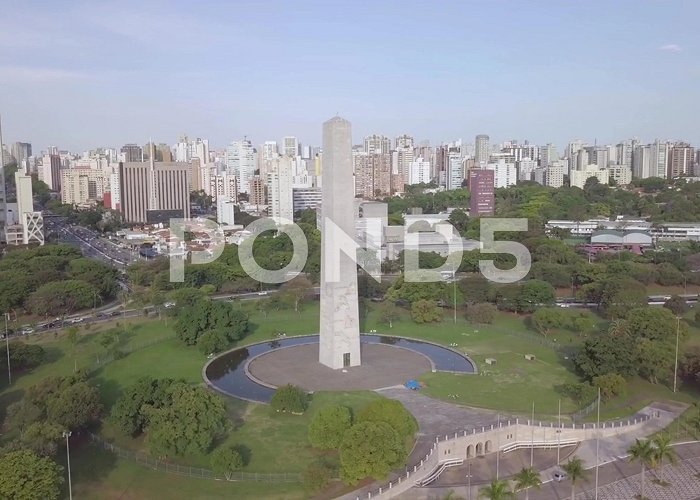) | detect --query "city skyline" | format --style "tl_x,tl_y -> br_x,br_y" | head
1,1 -> 699,151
